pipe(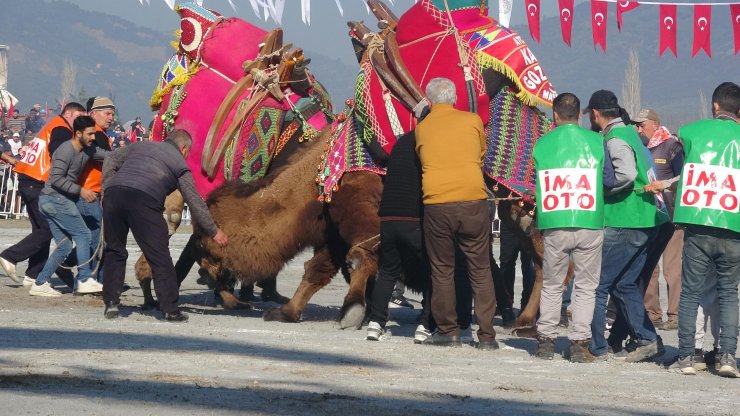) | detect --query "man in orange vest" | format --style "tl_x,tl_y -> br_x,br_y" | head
0,102 -> 86,286
74,96 -> 115,280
